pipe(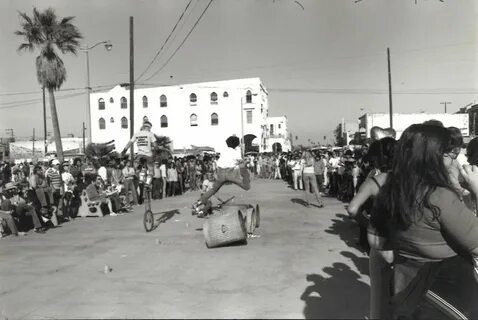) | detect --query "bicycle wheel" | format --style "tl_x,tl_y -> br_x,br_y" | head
143,210 -> 155,232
